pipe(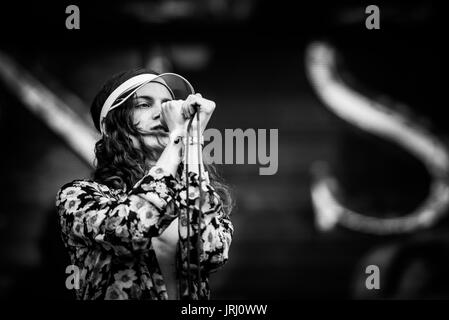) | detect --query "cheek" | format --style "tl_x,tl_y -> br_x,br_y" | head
132,110 -> 154,129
